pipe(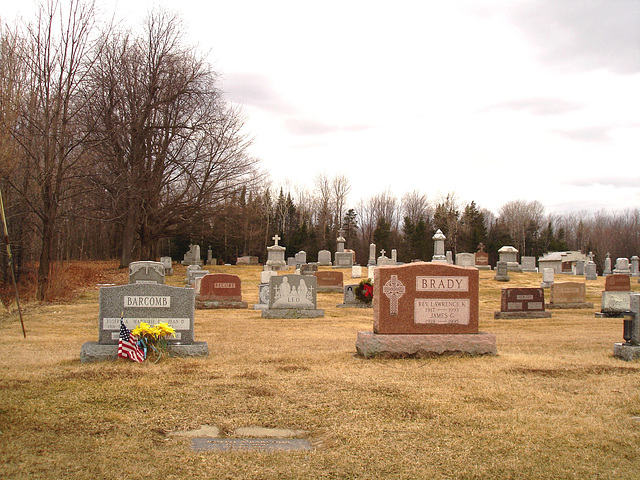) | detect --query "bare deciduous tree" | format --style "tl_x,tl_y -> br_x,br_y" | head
88,9 -> 260,265
498,199 -> 545,255
7,0 -> 104,299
